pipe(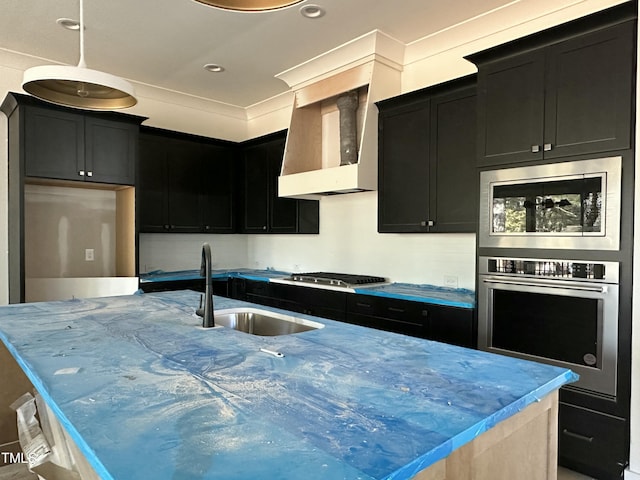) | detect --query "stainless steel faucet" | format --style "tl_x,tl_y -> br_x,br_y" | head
196,242 -> 214,328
